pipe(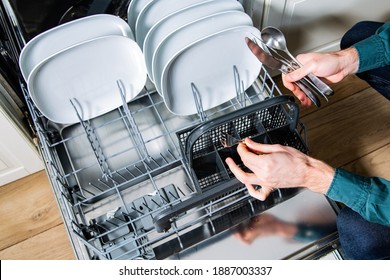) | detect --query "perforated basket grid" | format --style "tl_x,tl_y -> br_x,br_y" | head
177,96 -> 307,191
